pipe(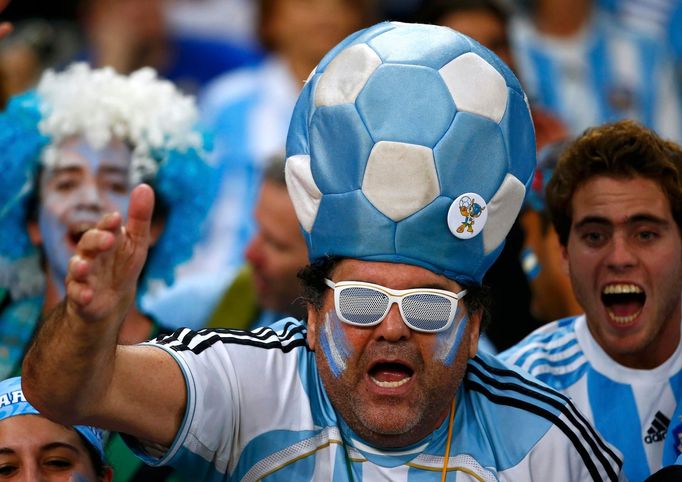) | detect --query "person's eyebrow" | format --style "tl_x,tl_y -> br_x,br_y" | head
626,214 -> 669,226
41,442 -> 80,454
0,447 -> 16,455
573,216 -> 612,230
98,165 -> 129,175
51,165 -> 83,175
574,214 -> 670,230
